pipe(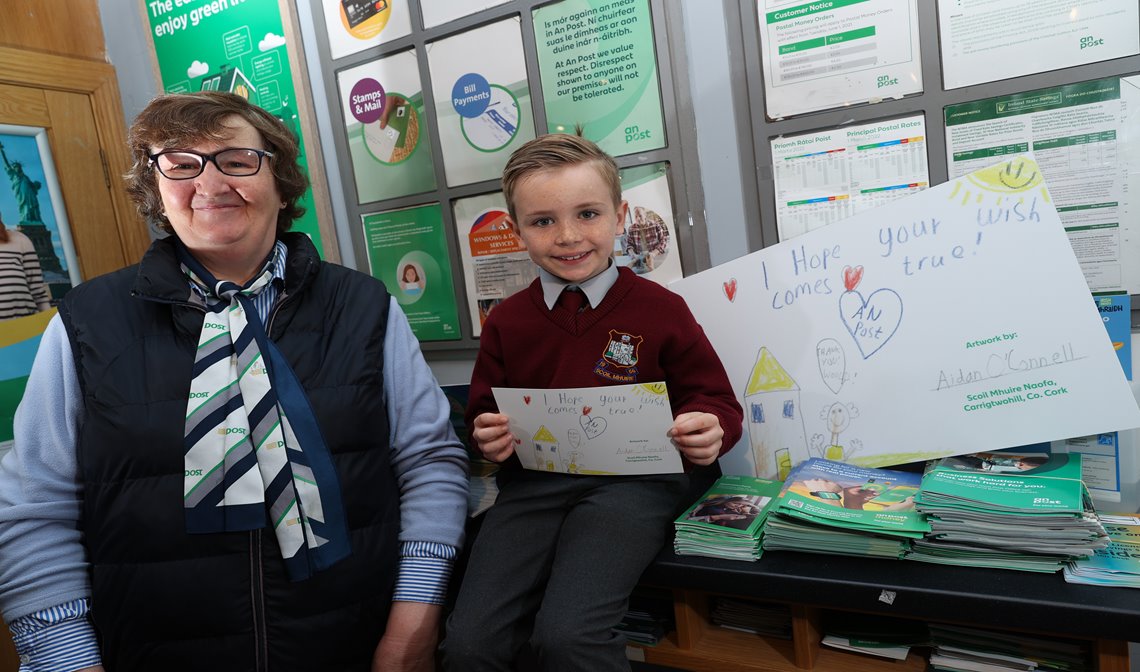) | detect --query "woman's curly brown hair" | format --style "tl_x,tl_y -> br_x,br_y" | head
124,91 -> 308,235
